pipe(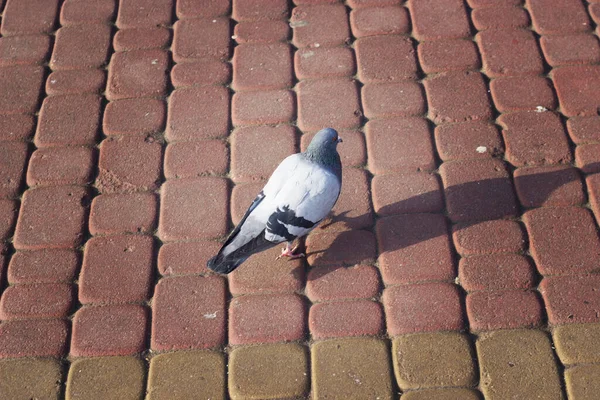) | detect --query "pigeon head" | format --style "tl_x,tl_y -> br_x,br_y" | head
304,128 -> 342,171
